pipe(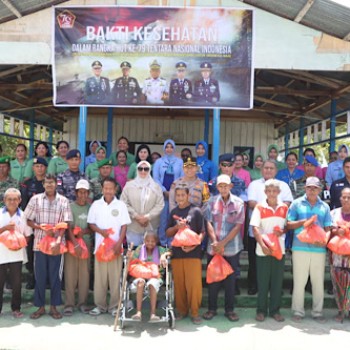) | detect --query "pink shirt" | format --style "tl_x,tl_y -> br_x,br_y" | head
114,165 -> 129,190
233,168 -> 251,187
